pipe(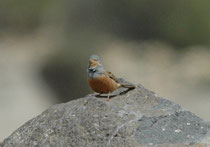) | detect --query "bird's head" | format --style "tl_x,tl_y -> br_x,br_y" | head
89,55 -> 103,69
